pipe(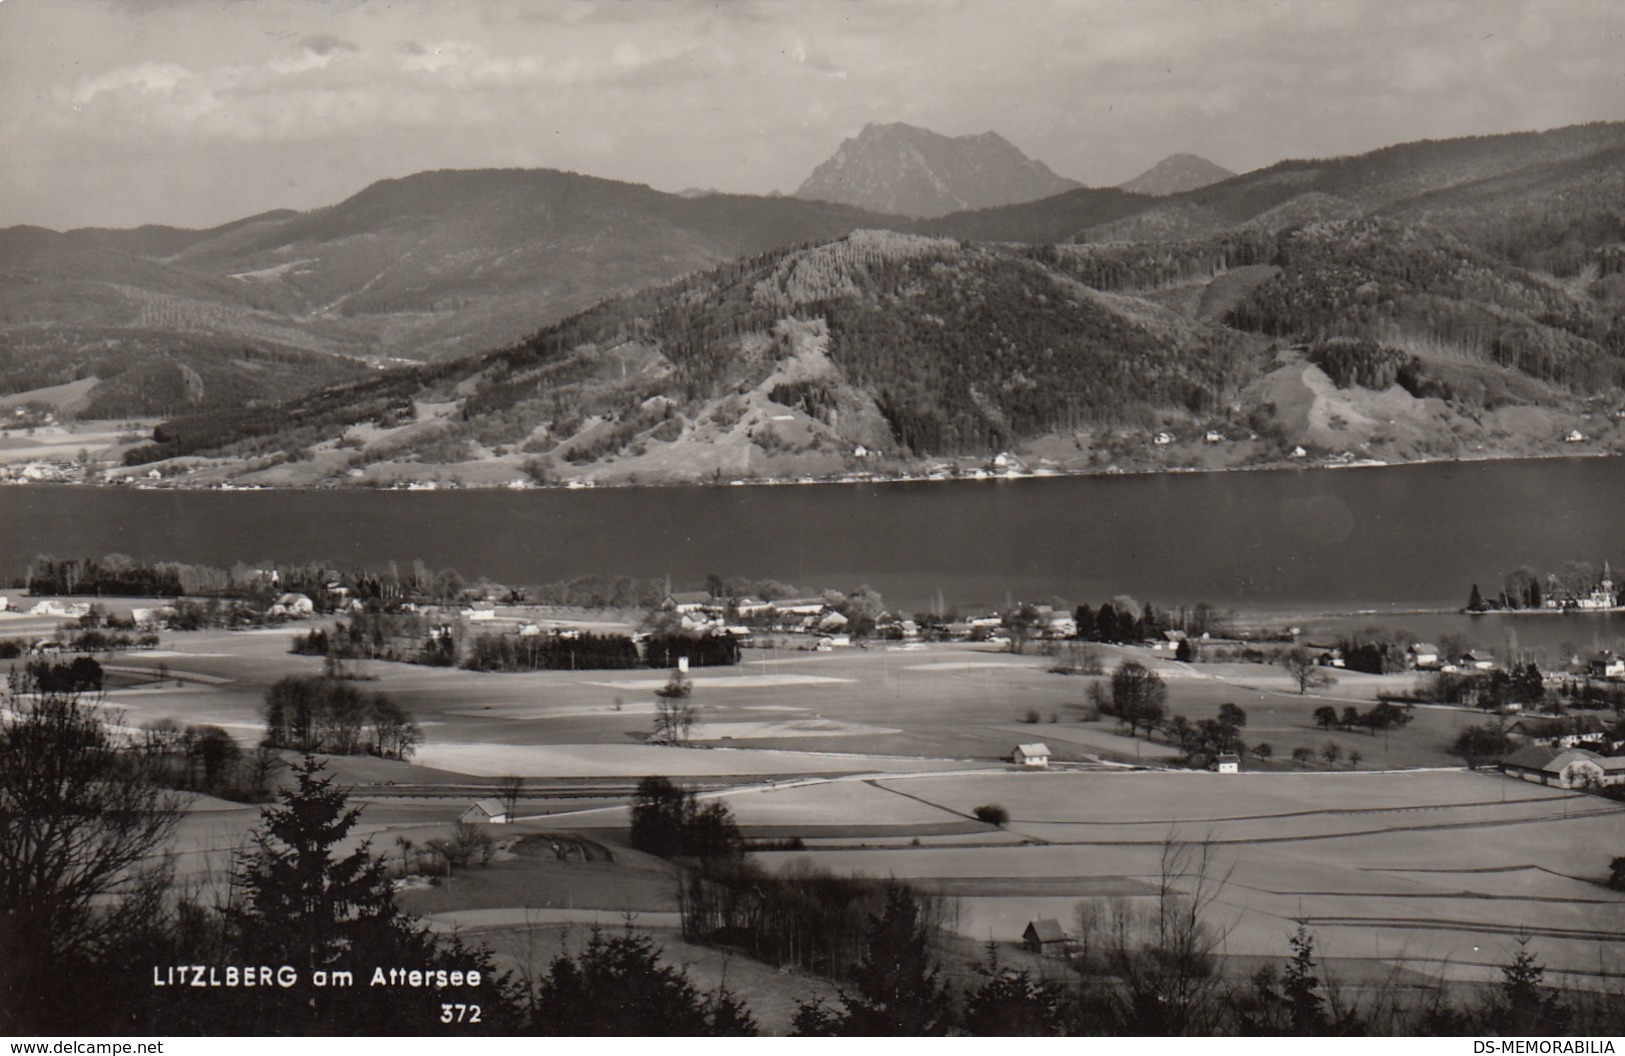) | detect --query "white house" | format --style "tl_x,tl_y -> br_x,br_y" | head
1410,643 -> 1440,670
664,591 -> 714,614
1013,743 -> 1051,767
460,605 -> 497,622
1214,753 -> 1241,774
0,595 -> 9,612
268,593 -> 315,618
1589,651 -> 1625,681
459,798 -> 509,824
